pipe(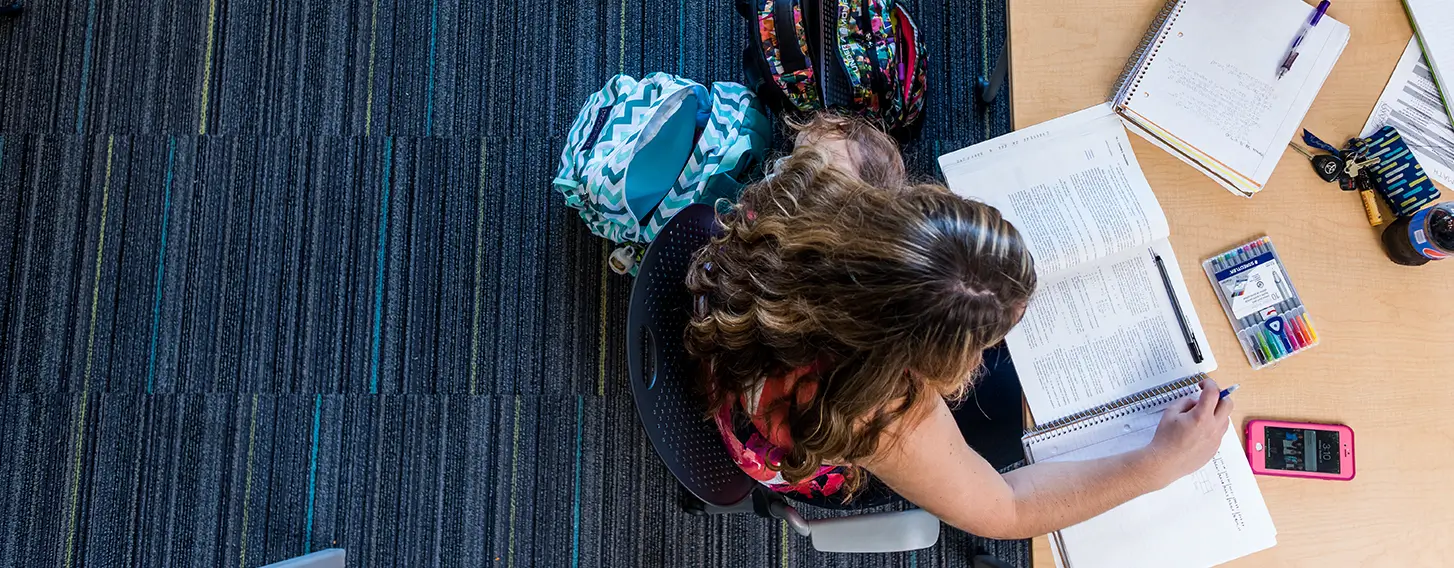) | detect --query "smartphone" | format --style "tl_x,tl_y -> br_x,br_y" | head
1245,419 -> 1355,480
